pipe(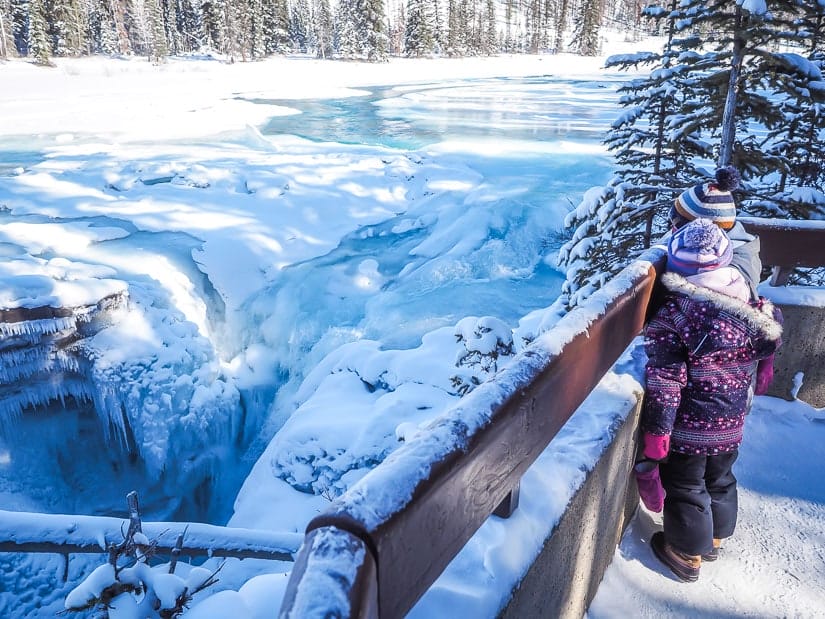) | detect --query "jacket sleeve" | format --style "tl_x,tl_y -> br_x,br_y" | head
641,308 -> 688,437
729,225 -> 762,302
